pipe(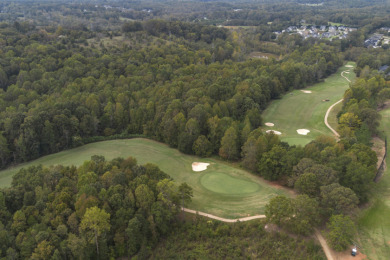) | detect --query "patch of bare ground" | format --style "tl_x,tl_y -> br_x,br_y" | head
264,223 -> 299,240
378,100 -> 390,111
371,137 -> 386,169
262,179 -> 297,197
332,246 -> 367,260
